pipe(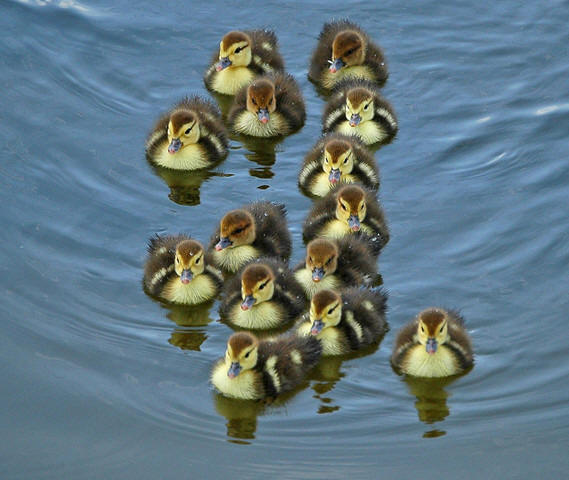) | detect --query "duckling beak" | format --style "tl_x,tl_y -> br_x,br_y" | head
329,58 -> 344,73
348,214 -> 361,231
329,168 -> 341,185
240,295 -> 256,310
312,267 -> 325,282
426,338 -> 438,354
168,138 -> 182,154
215,237 -> 232,251
349,113 -> 361,127
310,319 -> 324,335
180,269 -> 193,284
216,57 -> 231,71
257,108 -> 270,124
227,362 -> 241,378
